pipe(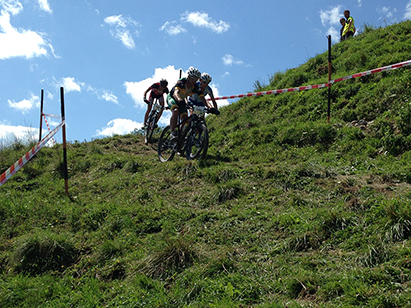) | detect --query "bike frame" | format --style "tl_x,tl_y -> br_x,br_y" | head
158,102 -> 214,162
177,106 -> 206,140
145,98 -> 165,144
